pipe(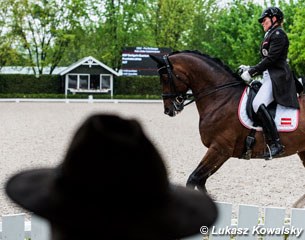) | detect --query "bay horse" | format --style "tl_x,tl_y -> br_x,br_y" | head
150,50 -> 305,193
